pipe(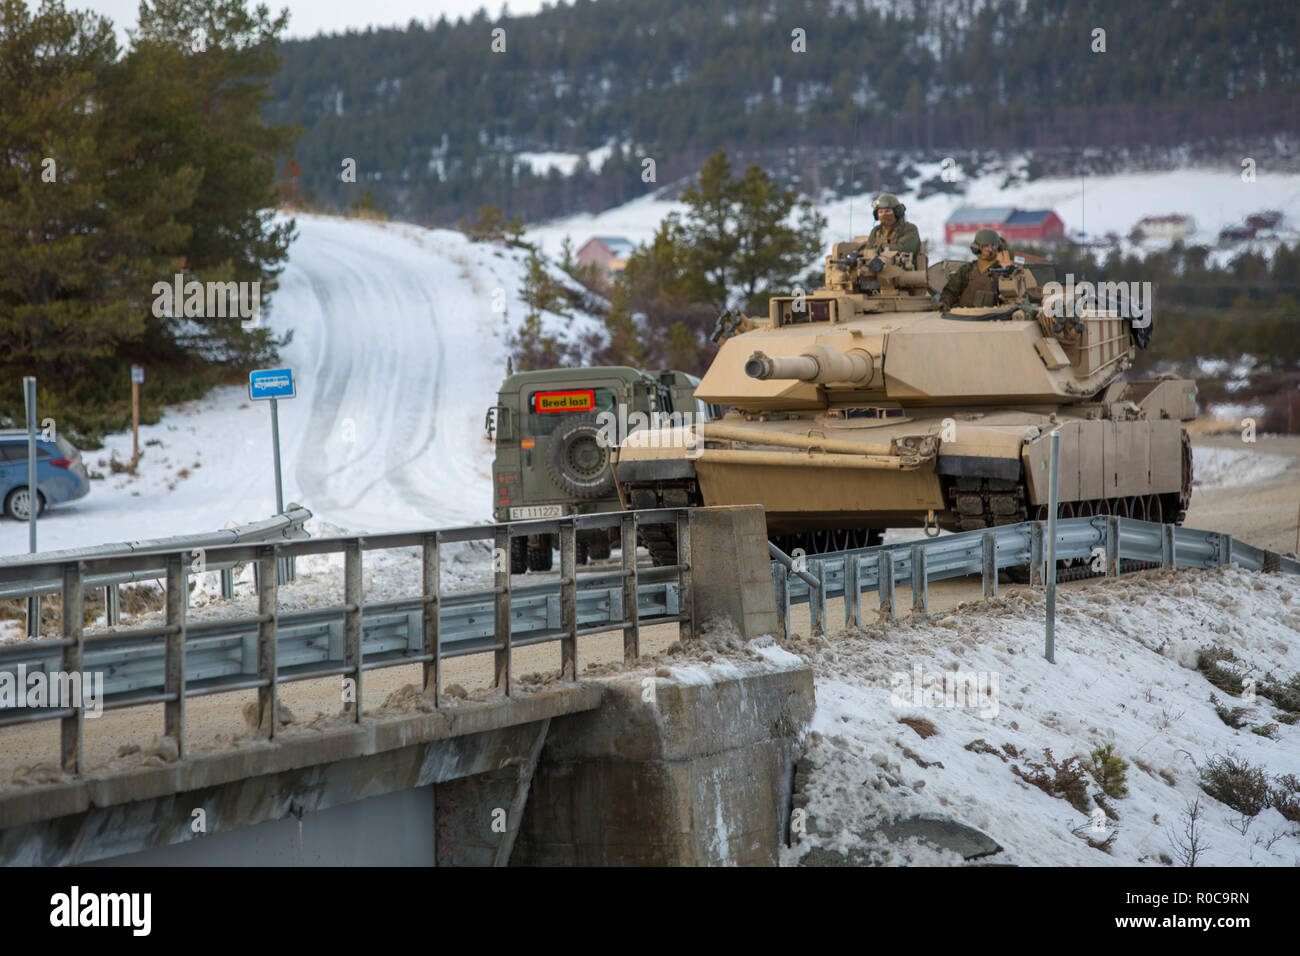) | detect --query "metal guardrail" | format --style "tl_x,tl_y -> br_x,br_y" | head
0,508 -> 694,775
769,516 -> 1300,639
0,506 -> 313,607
